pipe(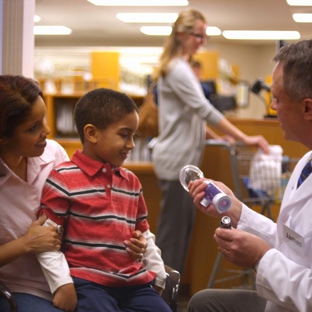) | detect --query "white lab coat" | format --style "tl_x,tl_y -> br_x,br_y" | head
238,151 -> 312,312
